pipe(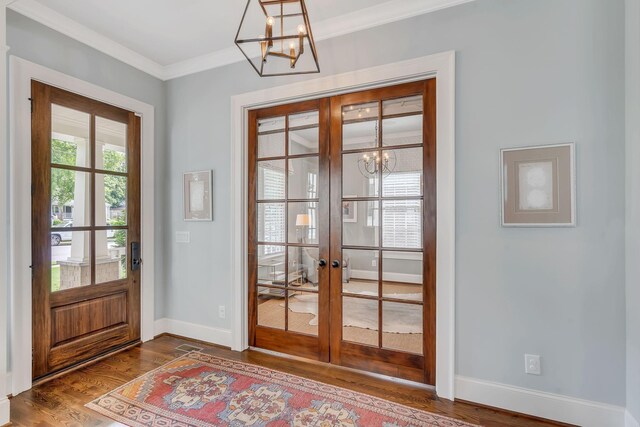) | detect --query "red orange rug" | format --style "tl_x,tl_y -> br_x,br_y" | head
86,351 -> 477,426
